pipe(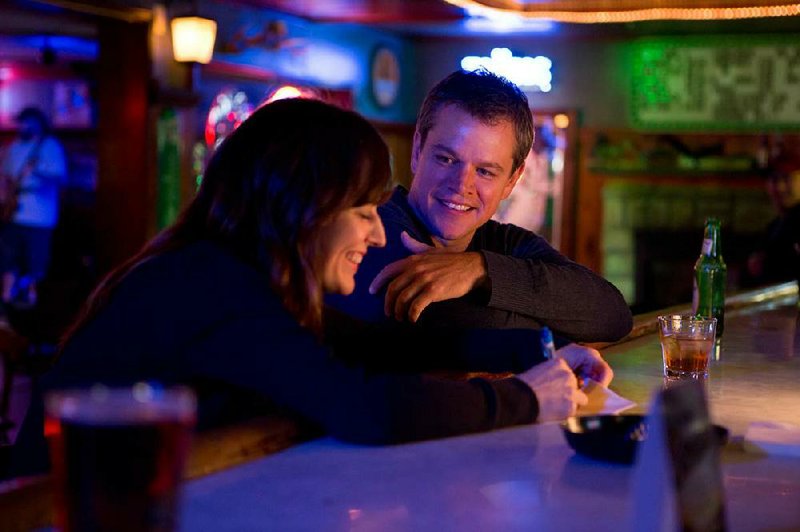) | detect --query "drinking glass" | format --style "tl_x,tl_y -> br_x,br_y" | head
45,383 -> 196,532
657,315 -> 717,379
